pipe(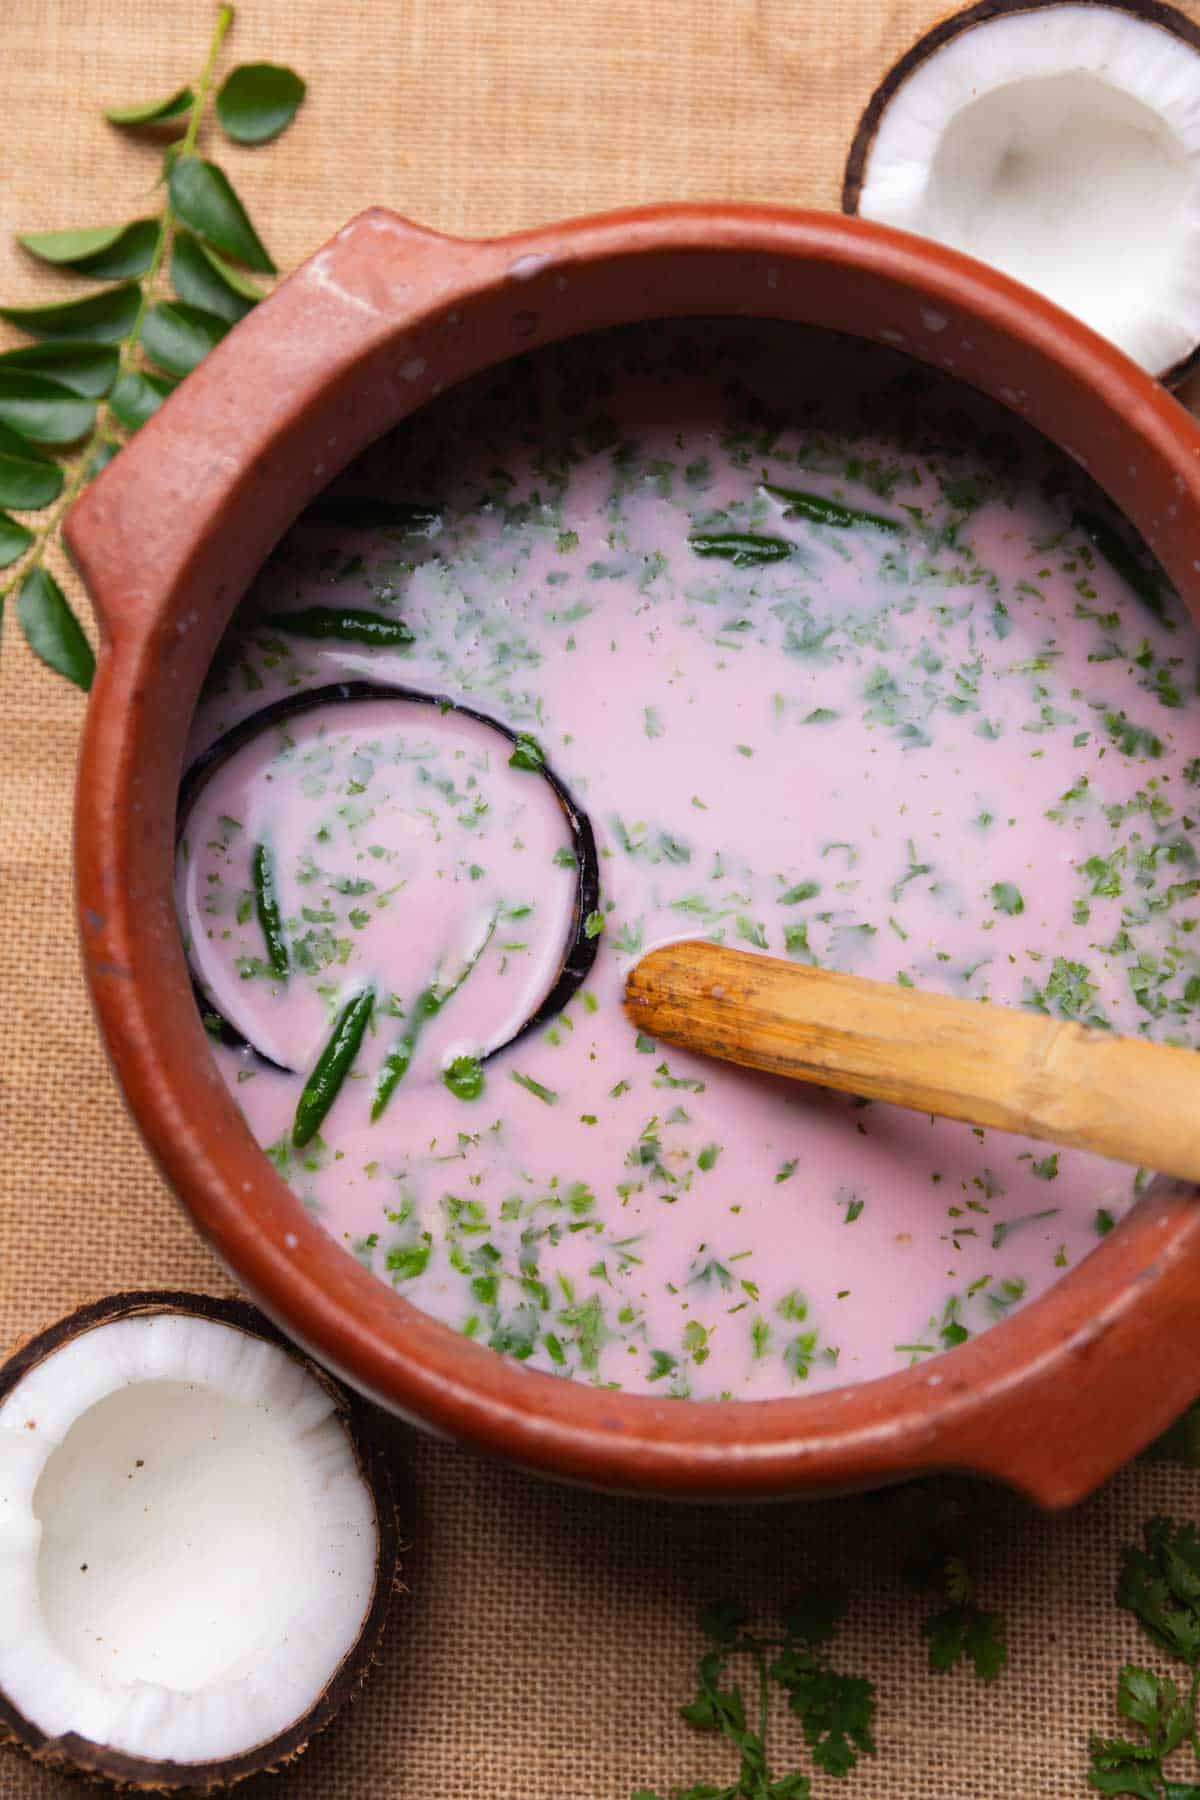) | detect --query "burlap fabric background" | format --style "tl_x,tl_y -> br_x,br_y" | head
4,2 -> 1200,1794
